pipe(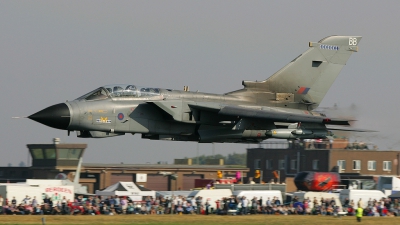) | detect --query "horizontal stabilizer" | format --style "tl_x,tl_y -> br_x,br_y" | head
324,119 -> 351,126
326,126 -> 377,132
